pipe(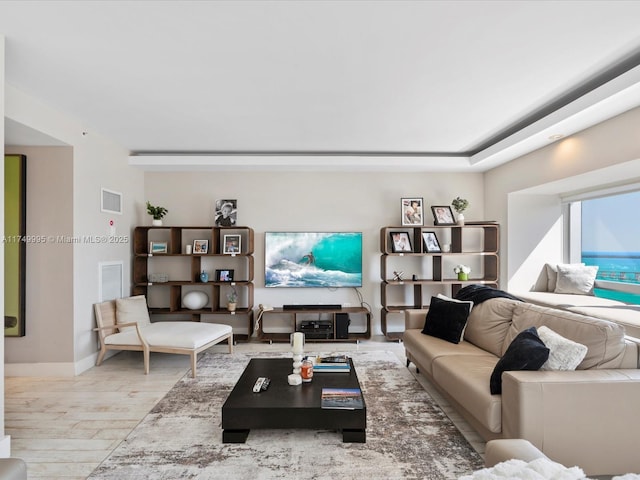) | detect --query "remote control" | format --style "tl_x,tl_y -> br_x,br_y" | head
253,377 -> 270,393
